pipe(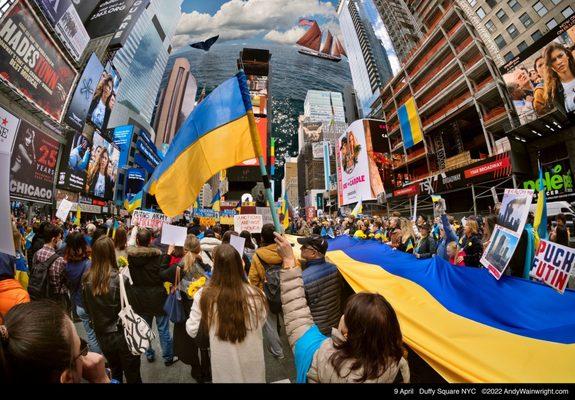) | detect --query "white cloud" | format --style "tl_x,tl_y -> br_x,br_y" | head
173,0 -> 337,48
265,26 -> 307,45
373,19 -> 401,74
